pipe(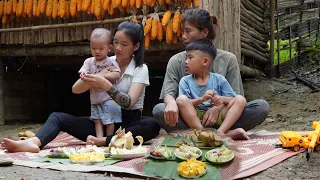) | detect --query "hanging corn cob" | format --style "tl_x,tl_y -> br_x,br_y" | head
59,0 -> 66,18
185,0 -> 191,8
111,0 -> 120,8
161,10 -> 170,26
129,0 -> 134,7
166,21 -> 173,44
82,0 -> 90,11
121,0 -> 127,7
172,9 -> 180,33
144,32 -> 150,49
39,0 -> 46,14
144,17 -> 152,35
107,0 -> 113,15
46,0 -> 53,16
192,0 -> 199,8
165,0 -> 172,5
2,14 -> 7,24
52,0 -> 58,18
7,0 -> 13,15
151,10 -> 159,40
0,1 -> 3,18
156,0 -> 163,5
23,0 -> 28,17
36,0 -> 41,16
32,0 -> 37,16
157,20 -> 163,41
12,0 -> 17,13
102,0 -> 109,10
118,4 -> 126,14
94,0 -> 101,19
135,0 -> 141,8
70,0 -> 76,16
65,0 -> 70,17
76,0 -> 81,11
26,0 -> 32,16
16,0 -> 23,17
